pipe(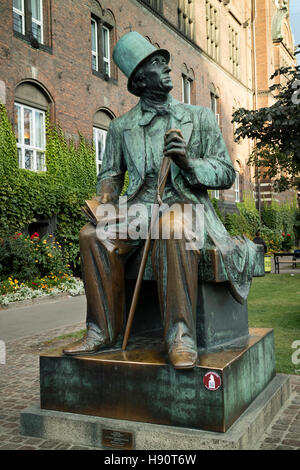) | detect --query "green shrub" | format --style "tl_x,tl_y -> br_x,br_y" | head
0,232 -> 71,281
